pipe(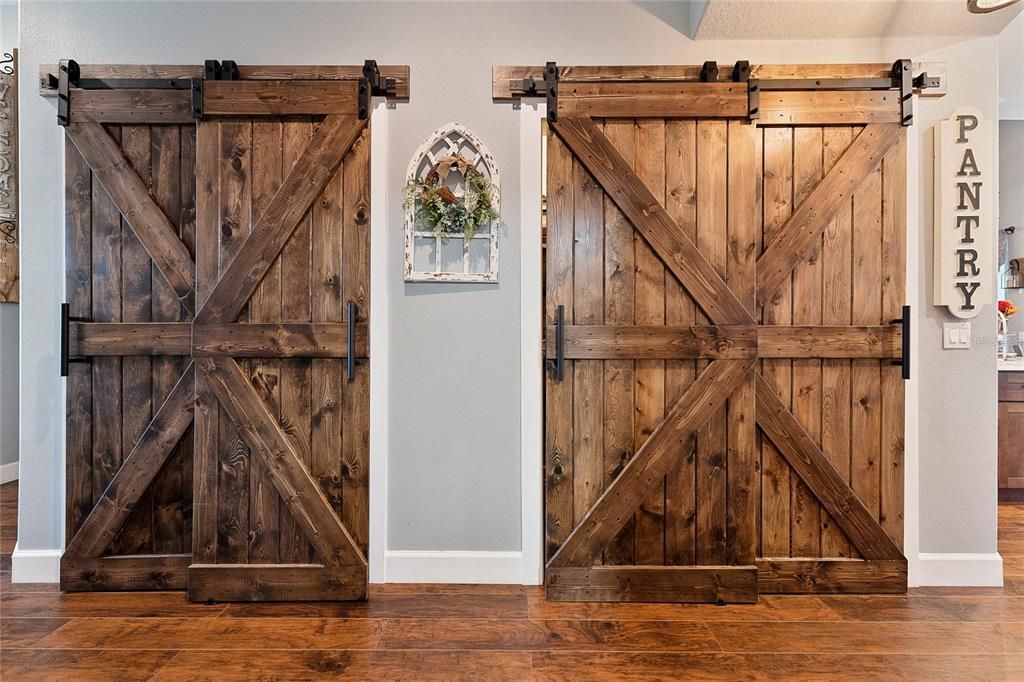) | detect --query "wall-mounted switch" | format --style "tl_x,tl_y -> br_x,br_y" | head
943,321 -> 971,349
